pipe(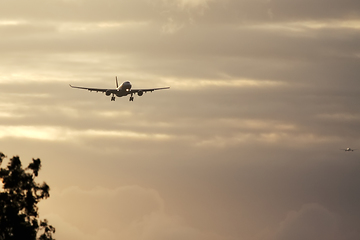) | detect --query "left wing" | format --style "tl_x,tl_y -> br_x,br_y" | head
130,87 -> 170,94
69,84 -> 117,94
